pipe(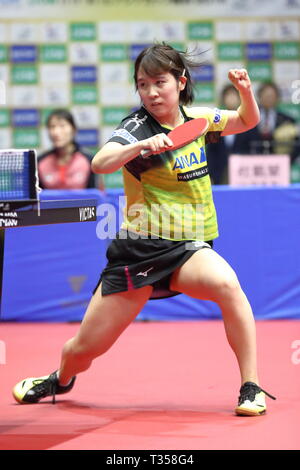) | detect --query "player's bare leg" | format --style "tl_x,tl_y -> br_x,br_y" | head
58,284 -> 152,384
170,248 -> 258,384
170,248 -> 276,415
12,284 -> 152,404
